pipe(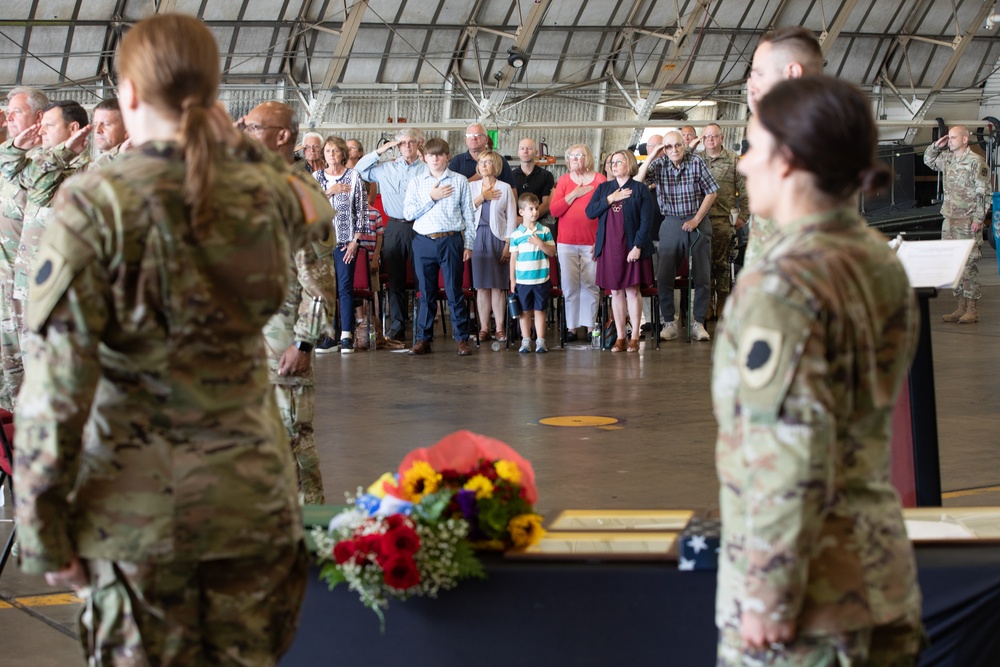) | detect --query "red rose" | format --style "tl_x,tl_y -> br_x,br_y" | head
382,525 -> 421,556
333,540 -> 358,565
384,514 -> 408,530
383,555 -> 420,590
